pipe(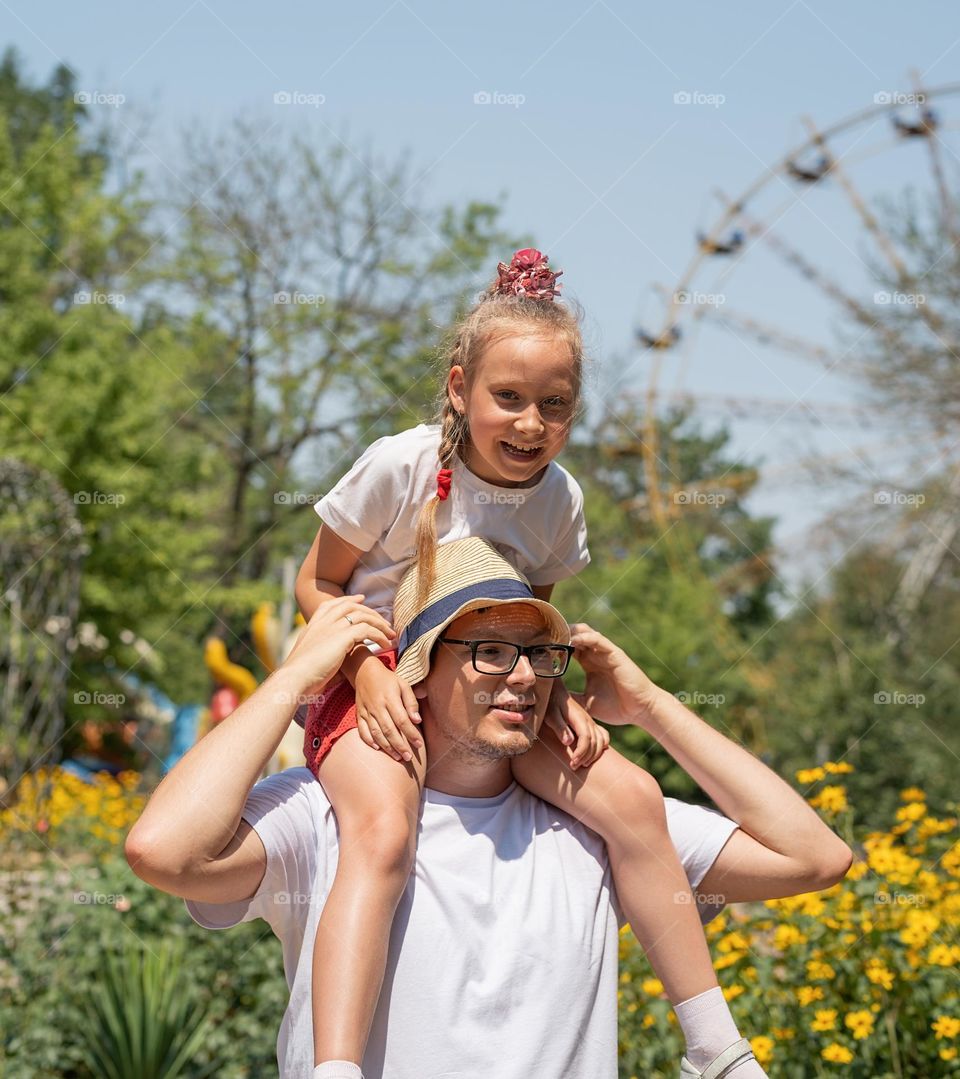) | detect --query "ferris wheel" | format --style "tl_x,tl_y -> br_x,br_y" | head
622,75 -> 960,580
